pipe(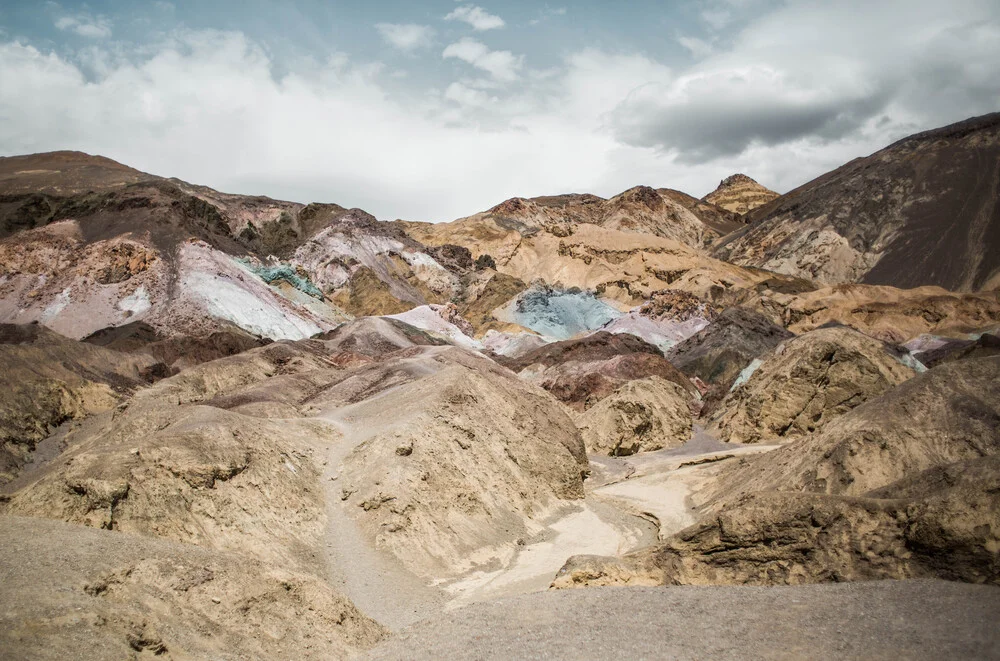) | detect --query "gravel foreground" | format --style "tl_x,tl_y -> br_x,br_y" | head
363,580 -> 1000,661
